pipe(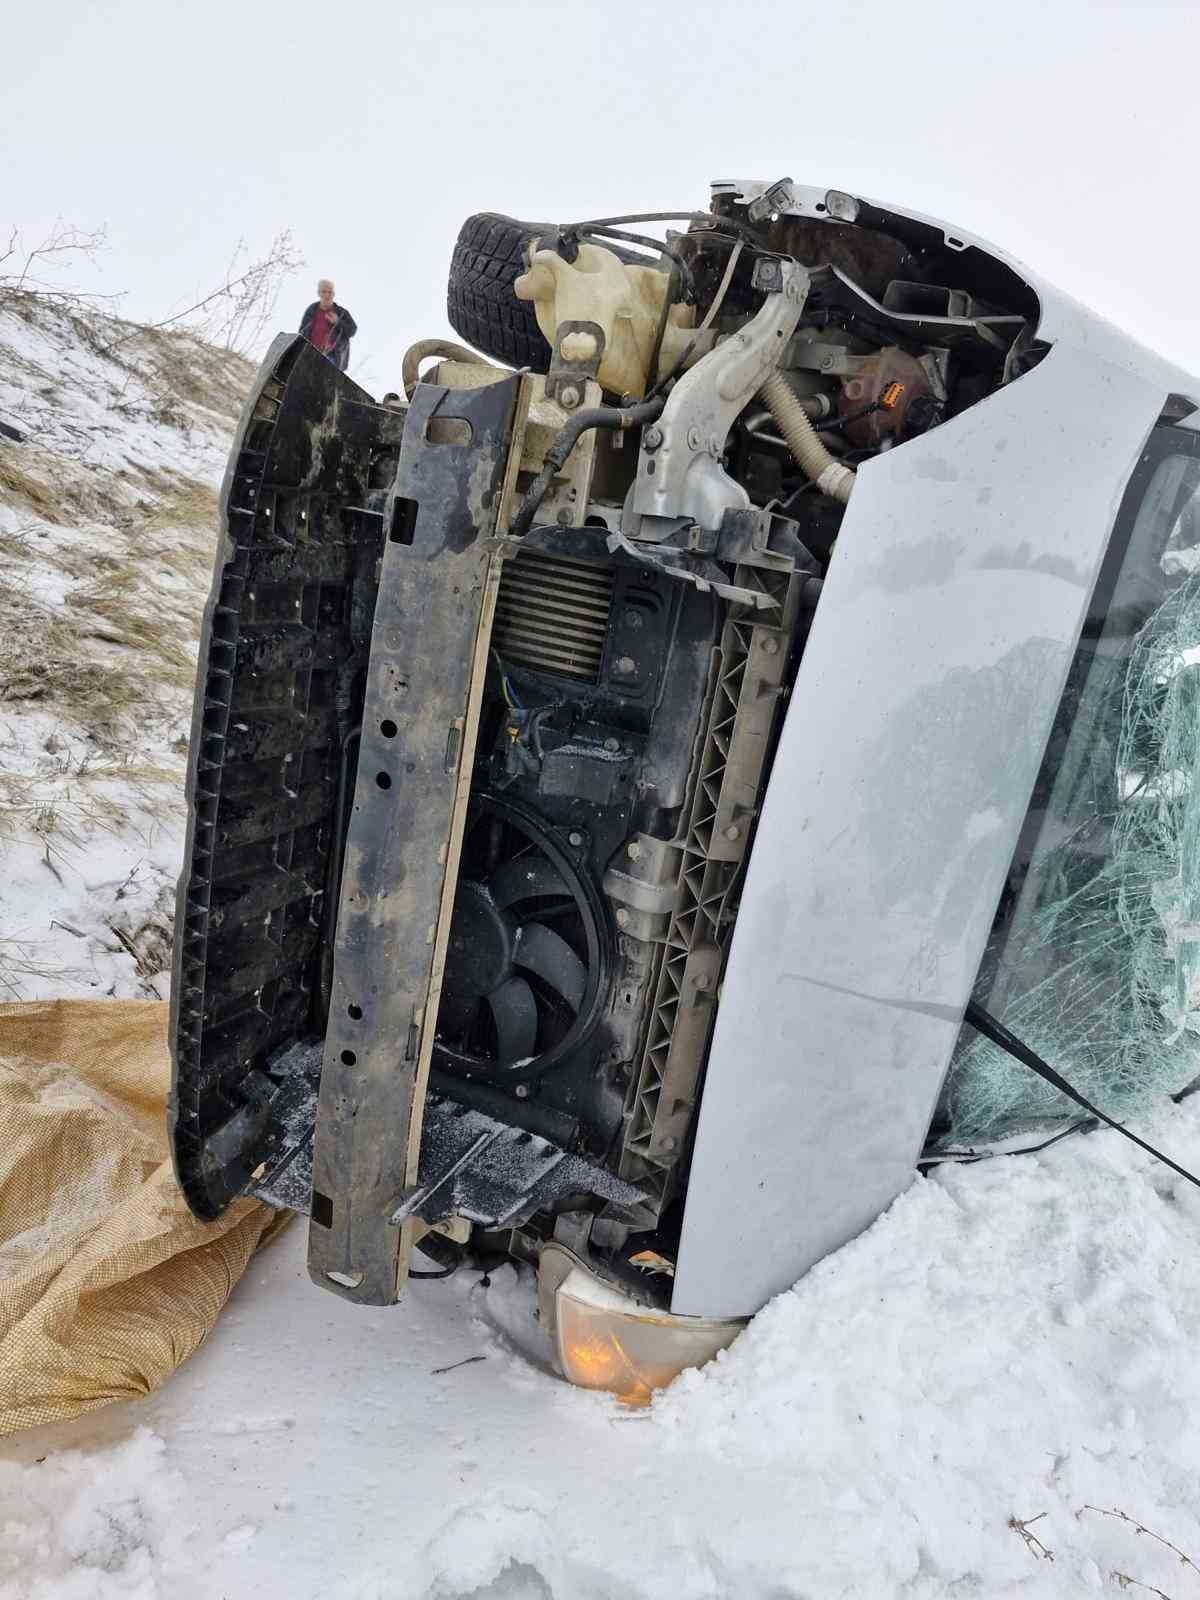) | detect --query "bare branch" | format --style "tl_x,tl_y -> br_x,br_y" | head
1110,1572 -> 1175,1598
103,229 -> 303,357
1077,1507 -> 1199,1578
190,229 -> 304,355
1009,1512 -> 1054,1562
1,221 -> 119,313
14,221 -> 106,289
